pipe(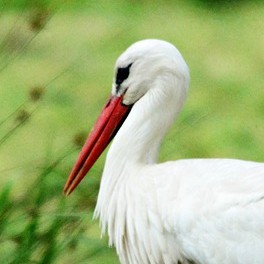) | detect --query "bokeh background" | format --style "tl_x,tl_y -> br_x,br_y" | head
0,0 -> 263,263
